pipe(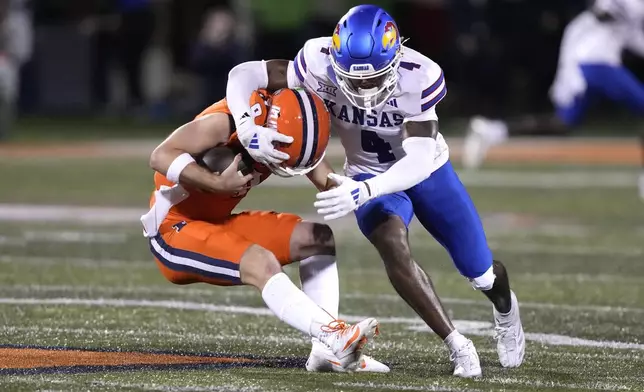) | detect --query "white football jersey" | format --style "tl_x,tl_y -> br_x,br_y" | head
551,0 -> 644,105
289,37 -> 449,177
